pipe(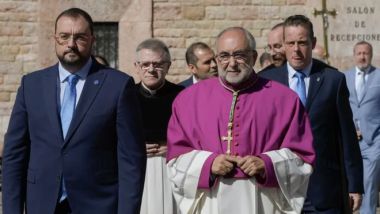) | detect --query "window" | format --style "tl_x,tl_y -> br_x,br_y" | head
92,22 -> 119,69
